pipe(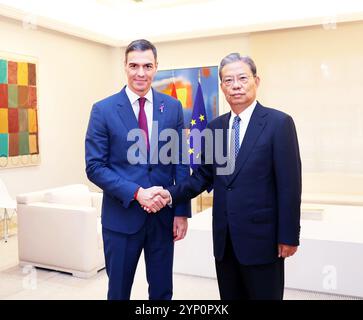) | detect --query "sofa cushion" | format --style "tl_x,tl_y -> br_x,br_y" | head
44,184 -> 92,207
302,192 -> 363,206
